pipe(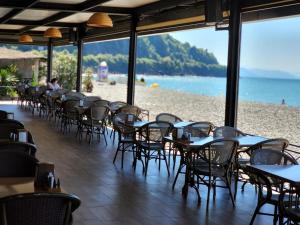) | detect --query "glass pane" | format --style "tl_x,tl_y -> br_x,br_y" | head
238,17 -> 300,144
135,29 -> 228,126
82,39 -> 129,102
